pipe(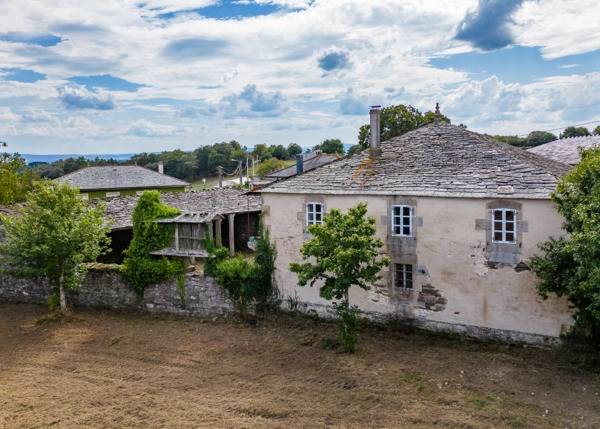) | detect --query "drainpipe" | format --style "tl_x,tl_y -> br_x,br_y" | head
370,106 -> 381,158
296,154 -> 304,174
